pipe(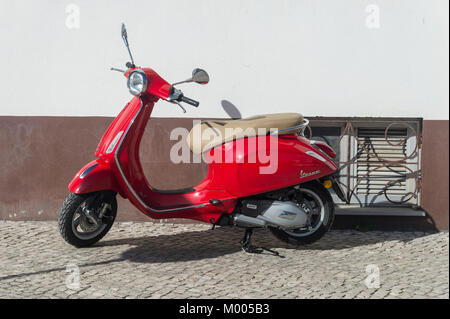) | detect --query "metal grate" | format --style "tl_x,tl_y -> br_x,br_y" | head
356,127 -> 408,196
